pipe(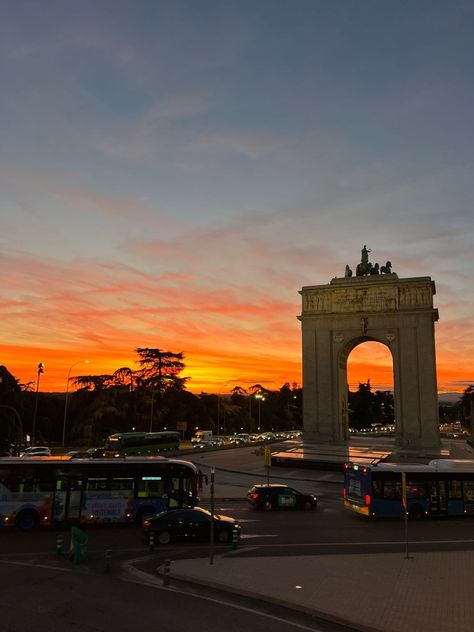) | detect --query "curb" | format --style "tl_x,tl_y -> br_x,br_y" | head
154,559 -> 382,632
